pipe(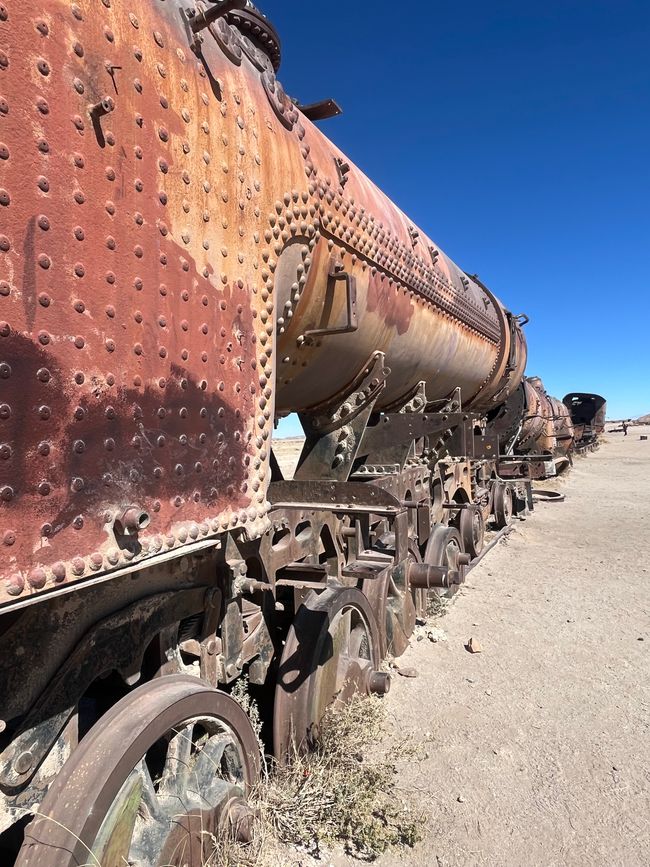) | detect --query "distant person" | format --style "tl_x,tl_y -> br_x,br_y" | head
622,421 -> 628,436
